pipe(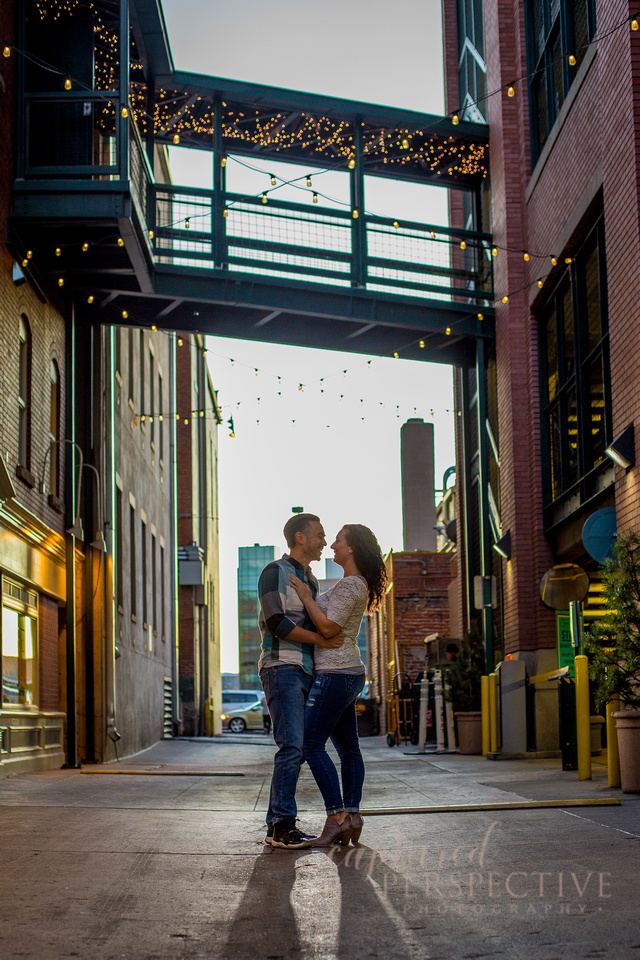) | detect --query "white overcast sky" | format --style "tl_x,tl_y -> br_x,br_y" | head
161,0 -> 454,672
